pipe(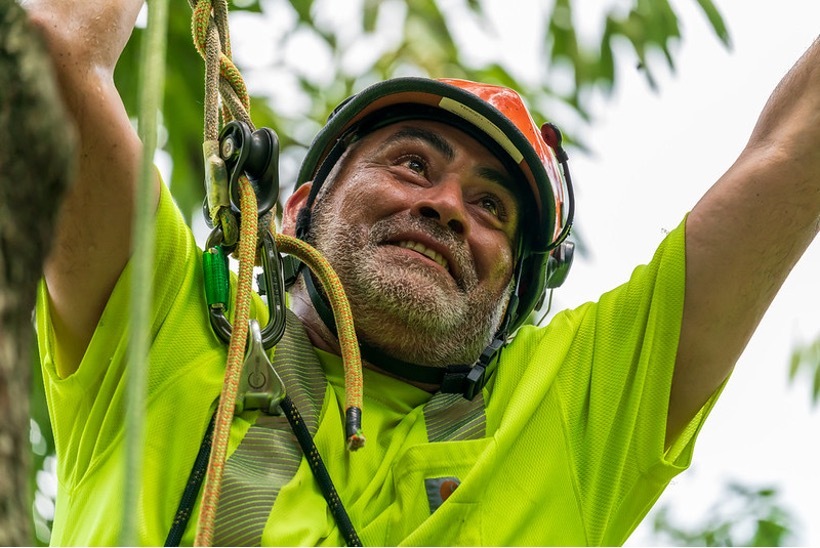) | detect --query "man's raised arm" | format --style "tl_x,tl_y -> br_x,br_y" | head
668,36 -> 820,444
25,0 -> 158,376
